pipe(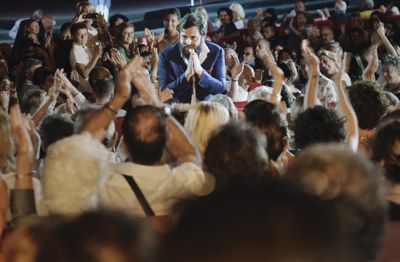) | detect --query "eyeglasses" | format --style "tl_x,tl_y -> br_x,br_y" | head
244,52 -> 252,56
